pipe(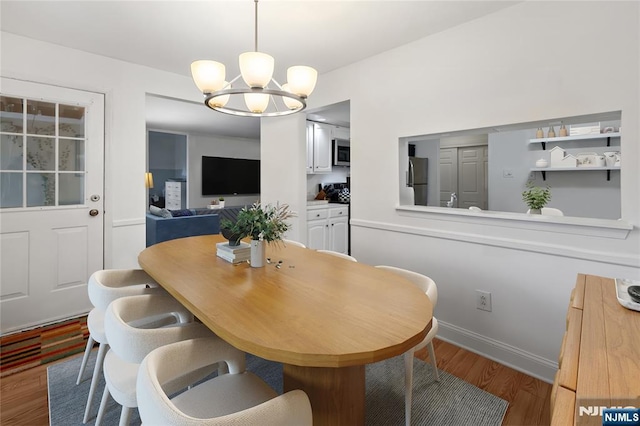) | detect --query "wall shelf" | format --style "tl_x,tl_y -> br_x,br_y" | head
529,132 -> 621,150
530,166 -> 620,181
